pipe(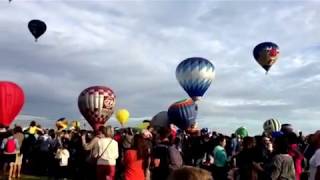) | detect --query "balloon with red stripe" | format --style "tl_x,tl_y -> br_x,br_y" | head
168,98 -> 198,130
78,86 -> 116,131
0,81 -> 25,127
